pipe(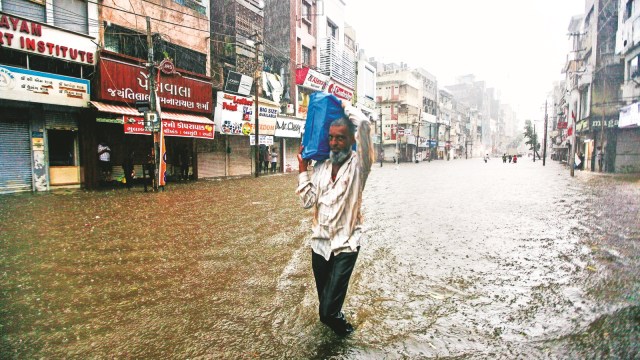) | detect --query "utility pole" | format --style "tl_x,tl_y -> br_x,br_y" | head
415,110 -> 421,163
599,72 -> 606,172
570,109 -> 576,177
543,100 -> 548,166
146,16 -> 161,191
252,32 -> 262,177
379,108 -> 383,167
395,107 -> 400,165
